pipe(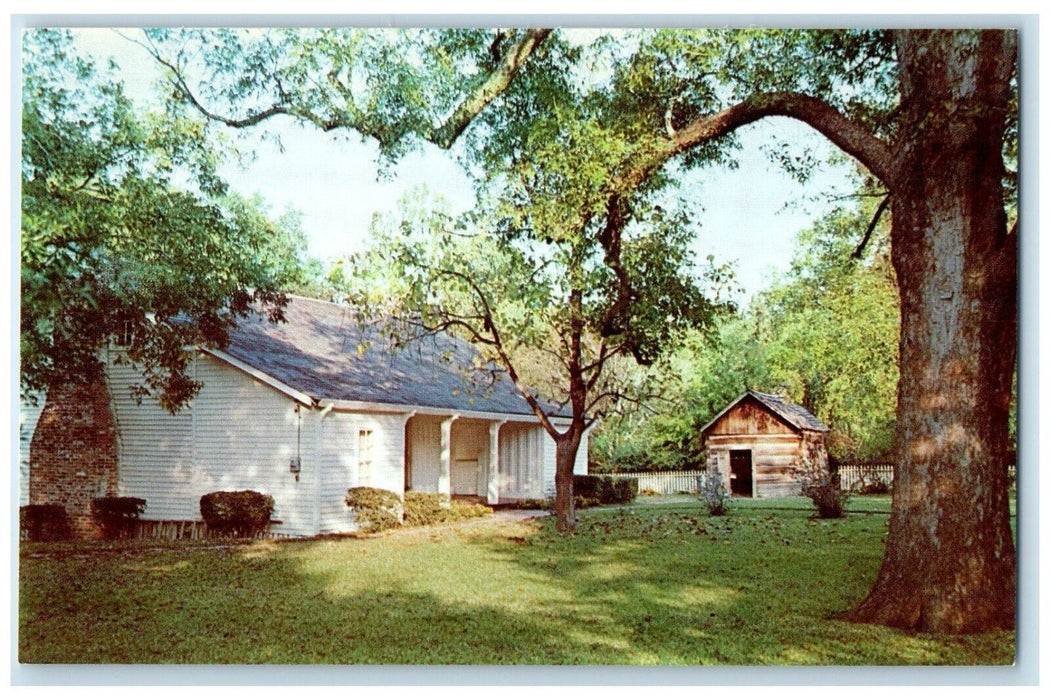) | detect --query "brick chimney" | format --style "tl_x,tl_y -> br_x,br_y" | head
29,377 -> 119,539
